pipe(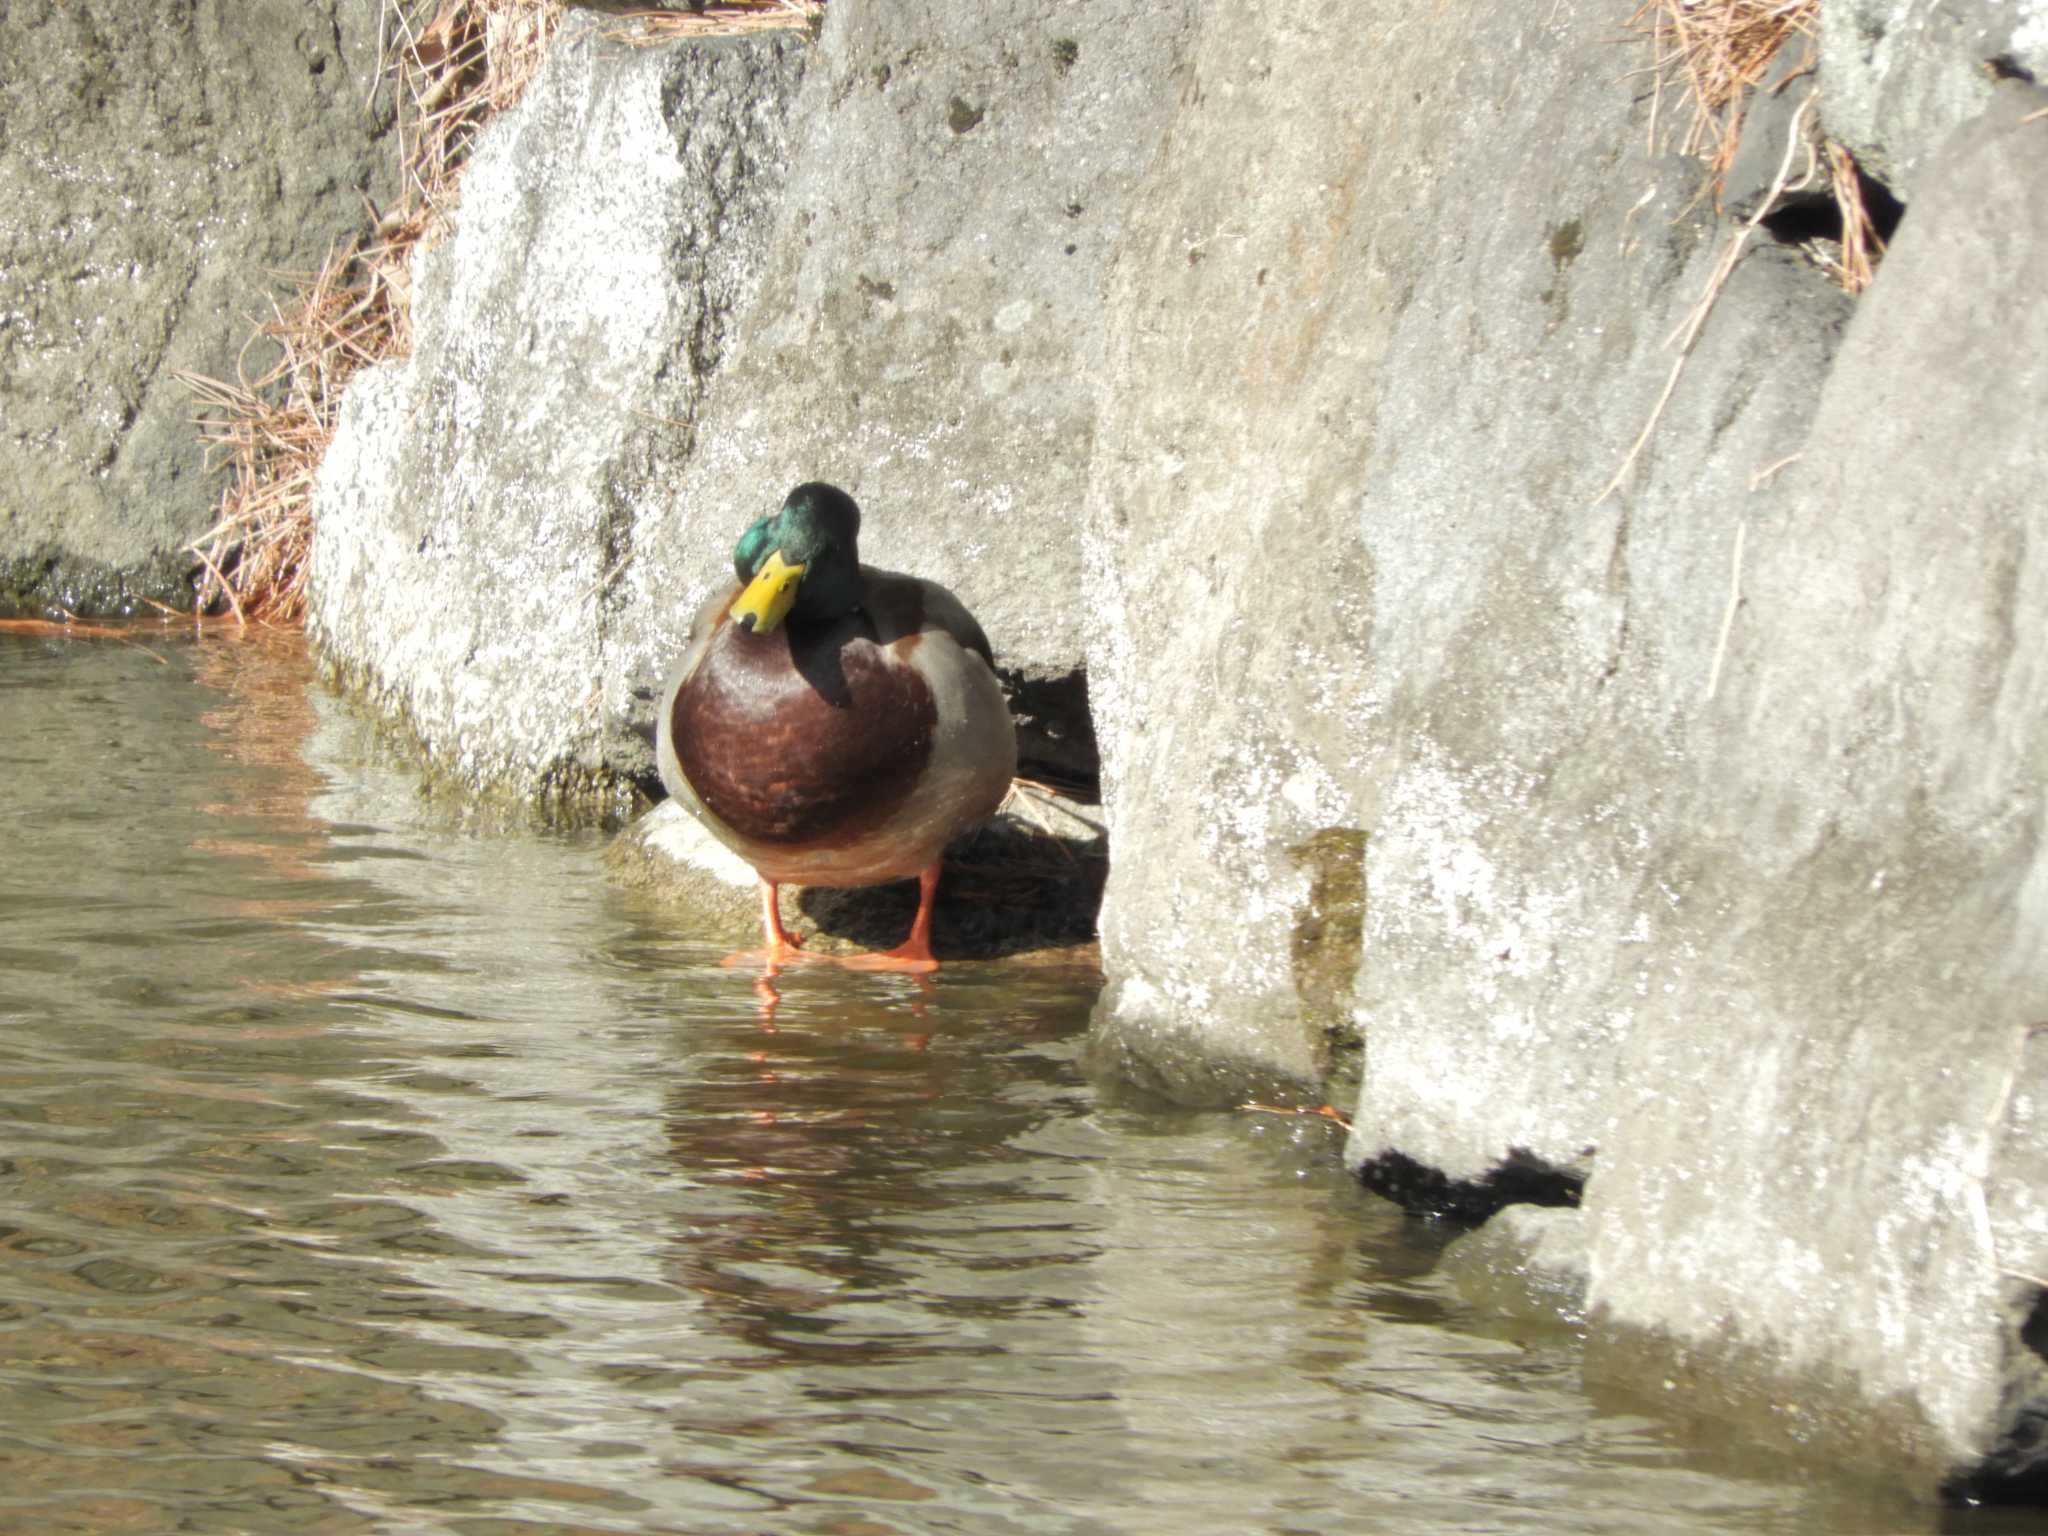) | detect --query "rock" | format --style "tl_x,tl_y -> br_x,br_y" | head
1086,0 -> 2048,1494
308,0 -> 1188,951
310,0 -> 1192,799
0,0 -> 392,617
1584,89 -> 2048,1498
310,20 -> 812,797
1439,1204 -> 1591,1330
1821,0 -> 2048,199
1720,32 -> 1824,221
604,799 -> 764,949
1085,0 -> 1844,1119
